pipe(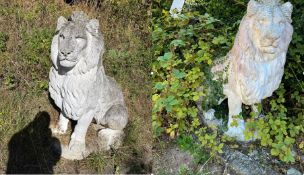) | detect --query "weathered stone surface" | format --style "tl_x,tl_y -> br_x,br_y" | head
287,168 -> 302,175
49,11 -> 128,160
153,143 -> 282,175
218,146 -> 280,175
210,0 -> 294,141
